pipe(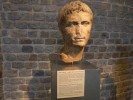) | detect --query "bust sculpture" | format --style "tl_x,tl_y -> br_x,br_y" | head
57,0 -> 93,63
